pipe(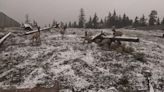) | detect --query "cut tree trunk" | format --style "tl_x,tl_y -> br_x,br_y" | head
25,27 -> 51,35
0,32 -> 11,45
103,36 -> 139,42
